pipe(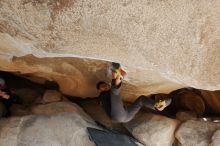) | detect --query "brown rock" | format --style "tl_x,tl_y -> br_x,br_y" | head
124,112 -> 179,146
42,90 -> 62,104
14,88 -> 42,106
9,104 -> 30,116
